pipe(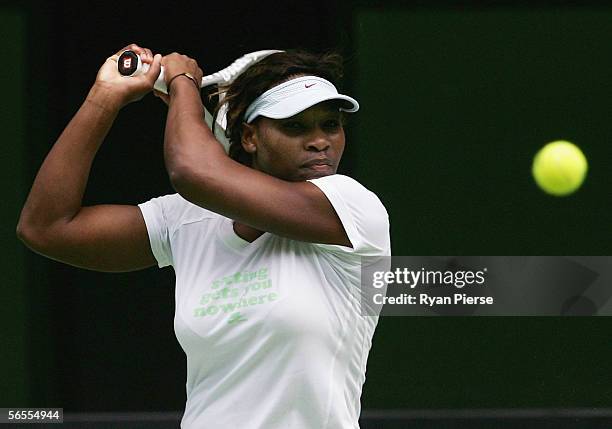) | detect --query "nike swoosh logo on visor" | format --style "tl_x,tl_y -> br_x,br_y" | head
305,83 -> 317,88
